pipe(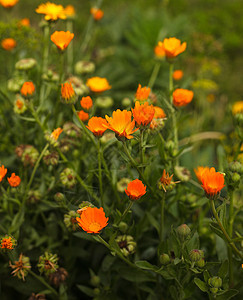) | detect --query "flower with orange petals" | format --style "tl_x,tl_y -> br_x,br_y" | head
64,5 -> 75,18
135,84 -> 151,101
232,101 -> 243,115
153,106 -> 166,119
132,101 -> 155,127
158,37 -> 187,59
1,235 -> 16,250
105,109 -> 138,140
9,253 -> 31,281
0,0 -> 18,8
76,207 -> 108,234
125,179 -> 146,201
80,96 -> 93,110
173,70 -> 184,81
201,167 -> 225,198
61,82 -> 76,104
154,42 -> 165,58
86,117 -> 108,137
18,18 -> 30,27
158,169 -> 178,192
90,7 -> 104,21
51,31 -> 74,51
173,89 -> 194,107
0,165 -> 7,182
7,173 -> 21,187
78,110 -> 89,122
36,2 -> 66,21
51,128 -> 63,141
20,82 -> 35,98
86,77 -> 111,93
194,166 -> 210,183
1,38 -> 16,51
